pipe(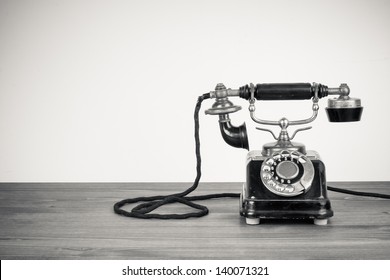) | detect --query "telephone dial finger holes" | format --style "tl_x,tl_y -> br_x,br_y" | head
260,150 -> 314,197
